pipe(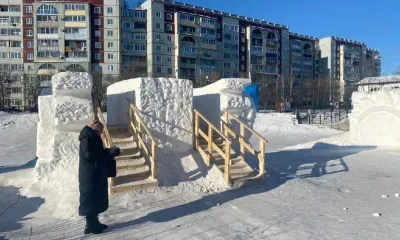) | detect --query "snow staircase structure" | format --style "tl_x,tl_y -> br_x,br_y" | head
194,109 -> 268,185
97,105 -> 158,194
